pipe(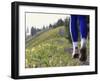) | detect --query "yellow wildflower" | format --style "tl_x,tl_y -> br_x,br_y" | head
31,47 -> 35,51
